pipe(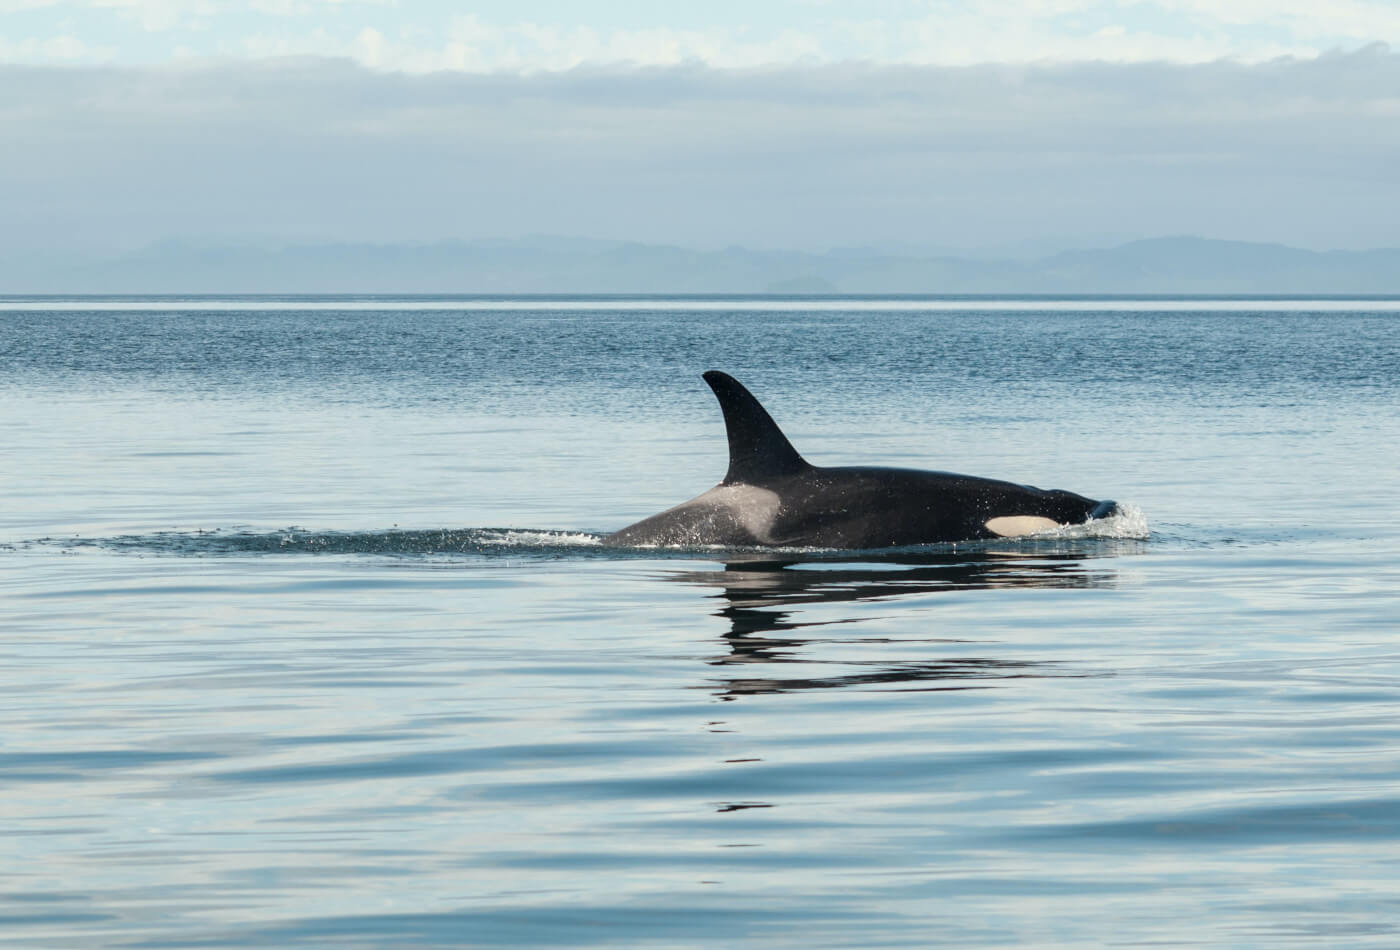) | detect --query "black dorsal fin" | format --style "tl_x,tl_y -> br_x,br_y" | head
702,371 -> 810,484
